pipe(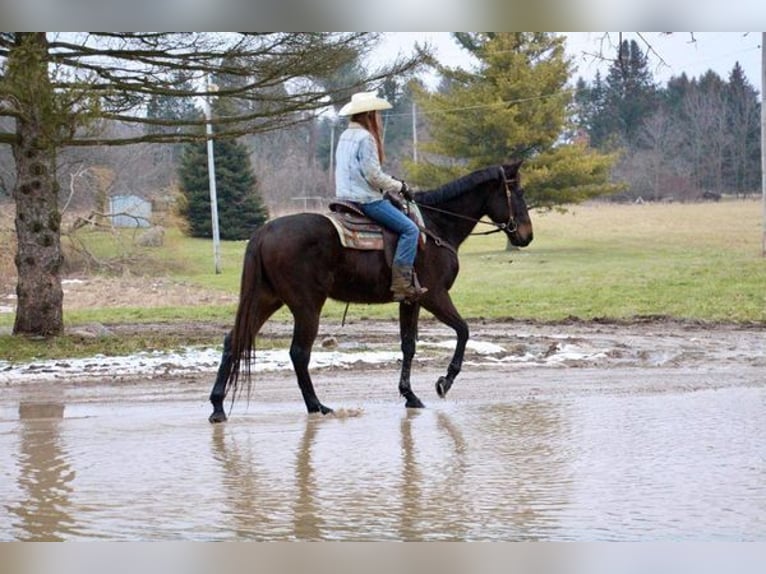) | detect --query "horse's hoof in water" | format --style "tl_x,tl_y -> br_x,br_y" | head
209,411 -> 228,424
405,395 -> 425,409
309,404 -> 334,415
435,376 -> 451,398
